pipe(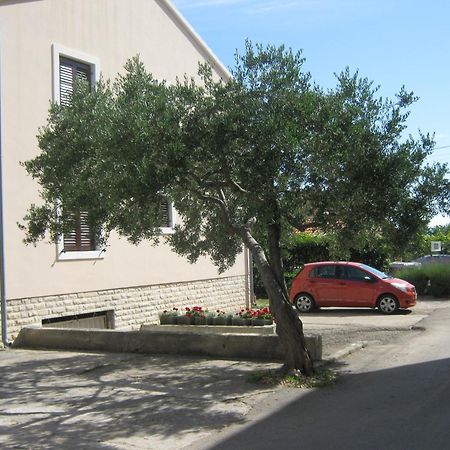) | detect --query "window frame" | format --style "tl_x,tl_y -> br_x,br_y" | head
52,44 -> 104,261
159,198 -> 175,234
